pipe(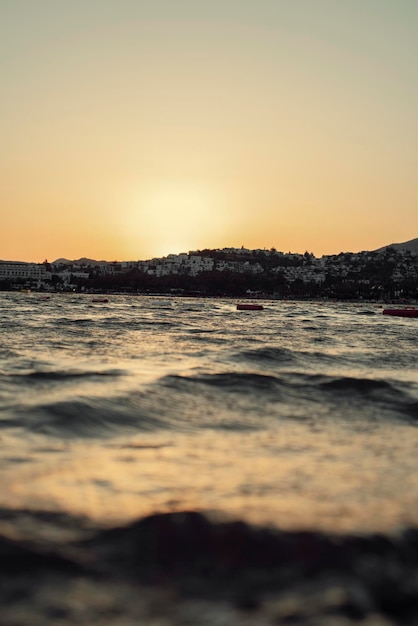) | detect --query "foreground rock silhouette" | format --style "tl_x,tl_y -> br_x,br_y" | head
1,509 -> 418,624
